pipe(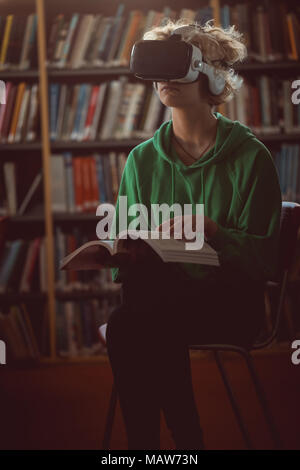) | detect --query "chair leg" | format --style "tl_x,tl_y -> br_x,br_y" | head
243,351 -> 283,450
213,351 -> 253,449
102,382 -> 118,450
